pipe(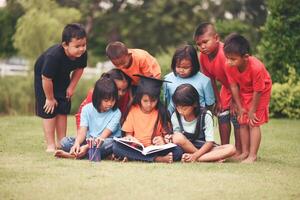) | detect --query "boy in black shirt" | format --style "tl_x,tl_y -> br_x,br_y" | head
34,23 -> 87,152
